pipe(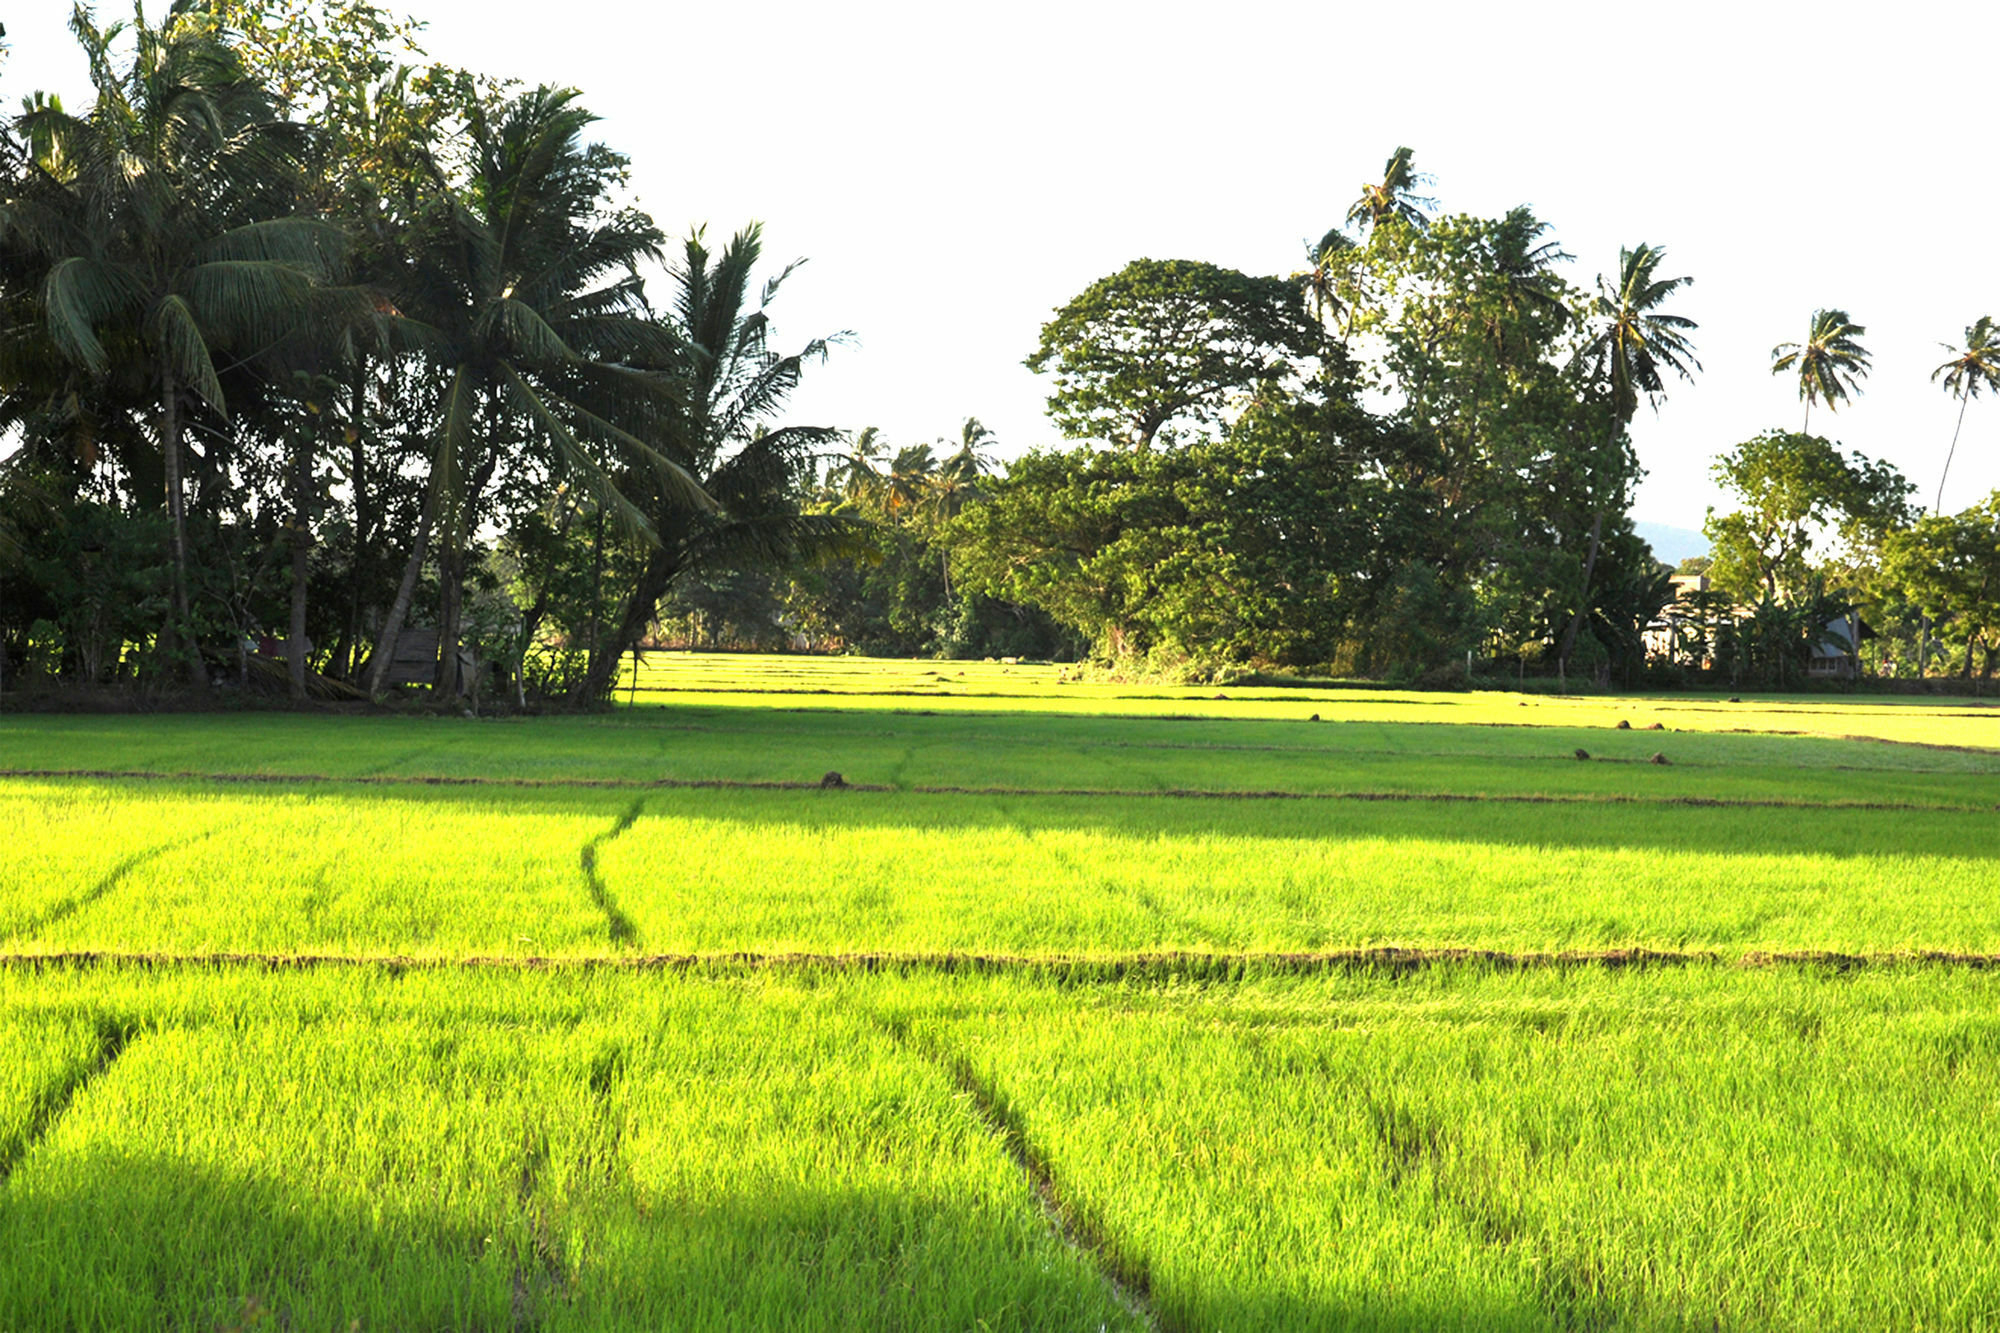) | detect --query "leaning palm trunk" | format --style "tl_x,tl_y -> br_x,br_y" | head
1936,392 -> 1970,516
287,428 -> 312,701
436,448 -> 502,701
158,364 -> 205,689
438,543 -> 463,698
573,548 -> 677,703
365,507 -> 433,696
